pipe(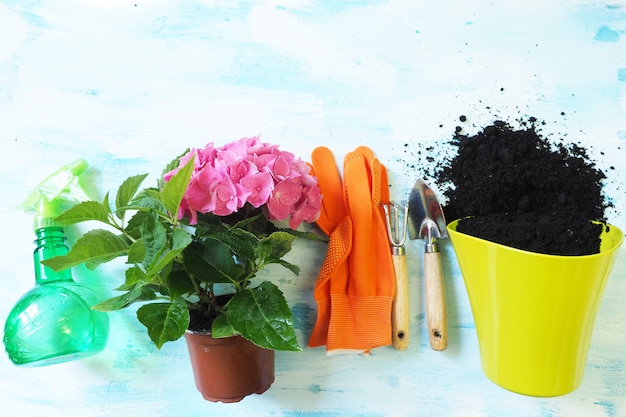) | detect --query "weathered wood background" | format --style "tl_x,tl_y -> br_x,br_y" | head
1,1 -> 625,416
